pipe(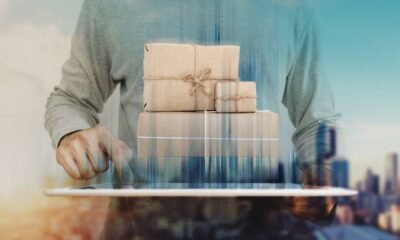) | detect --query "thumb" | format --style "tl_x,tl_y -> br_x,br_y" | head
97,126 -> 135,186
